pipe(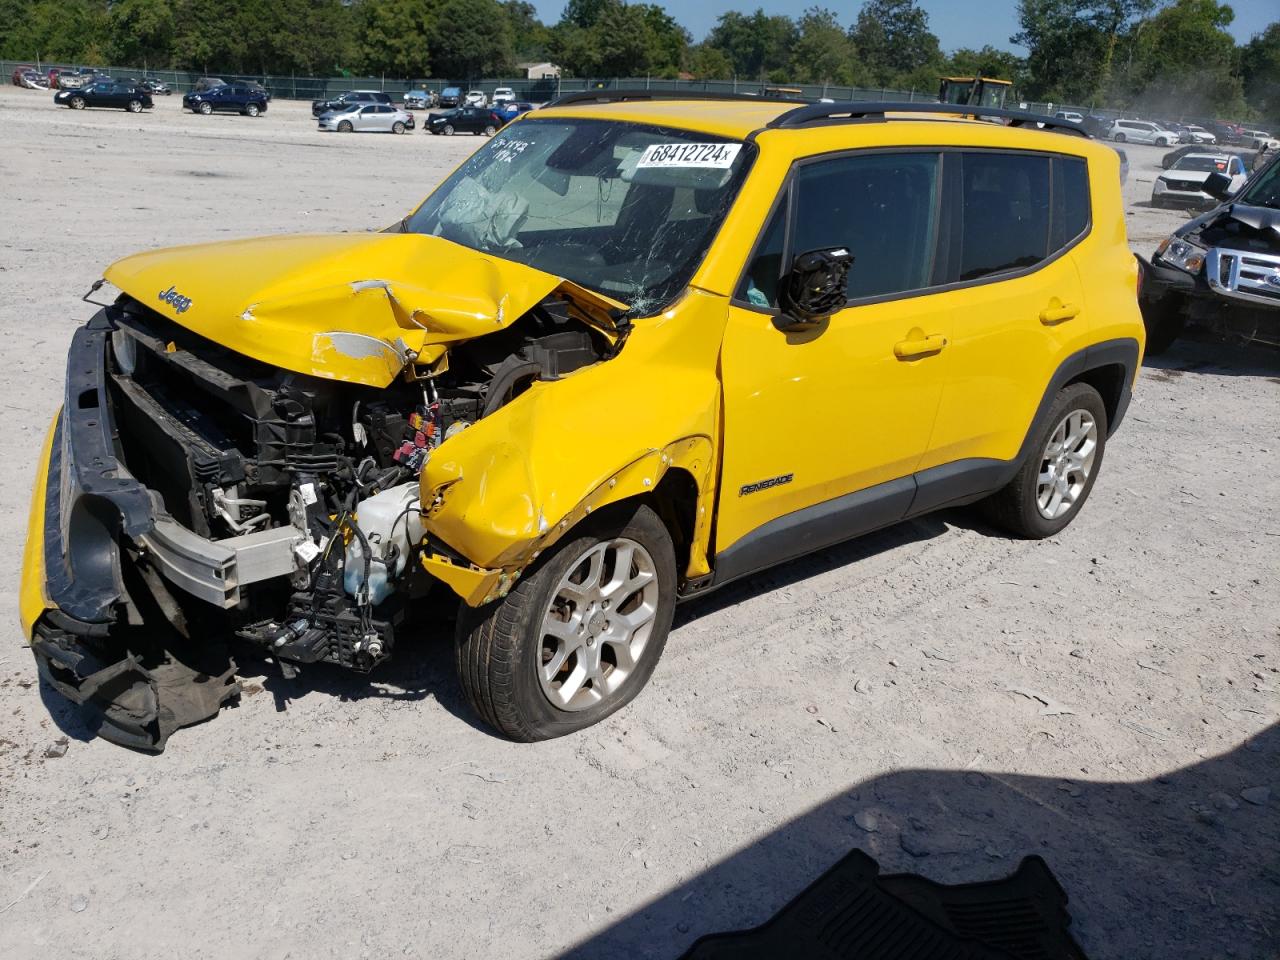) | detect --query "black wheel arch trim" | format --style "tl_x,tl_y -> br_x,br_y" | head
696,337 -> 1139,596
